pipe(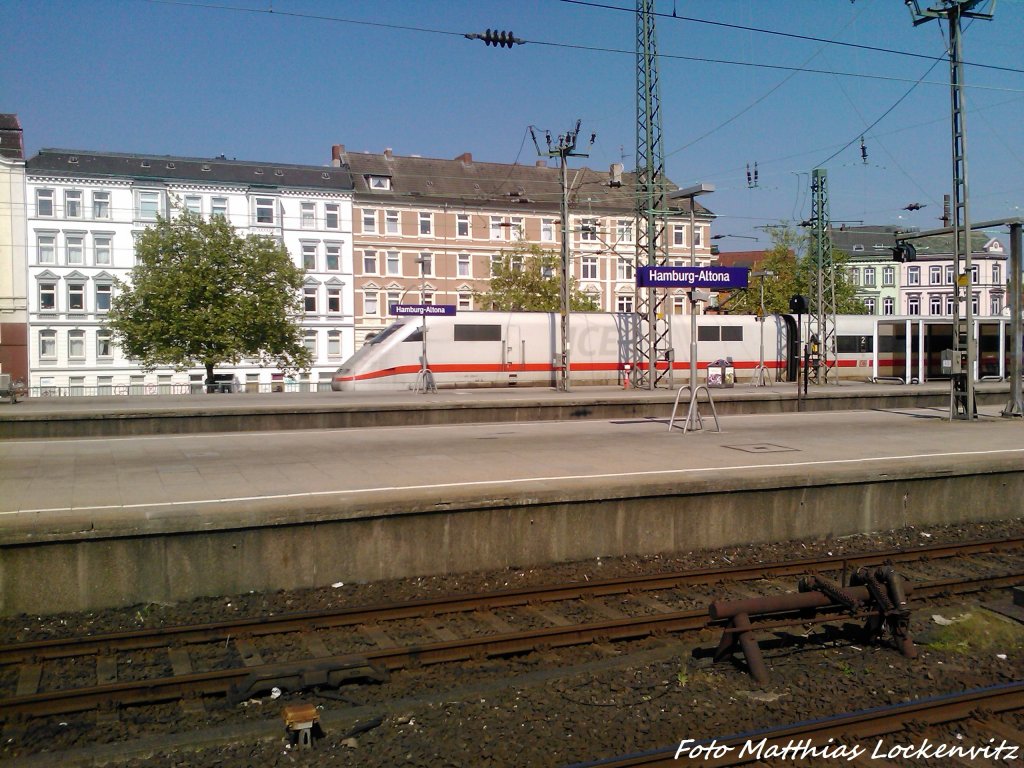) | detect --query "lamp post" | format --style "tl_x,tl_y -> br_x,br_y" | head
751,270 -> 776,386
669,183 -> 715,389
